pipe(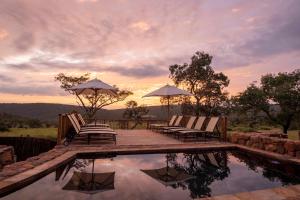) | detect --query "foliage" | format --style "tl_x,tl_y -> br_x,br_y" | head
234,70 -> 300,133
169,51 -> 230,116
0,113 -> 44,129
0,121 -> 9,132
168,152 -> 230,198
160,96 -> 194,115
123,101 -> 149,129
0,128 -> 57,140
55,73 -> 133,121
54,73 -> 90,92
